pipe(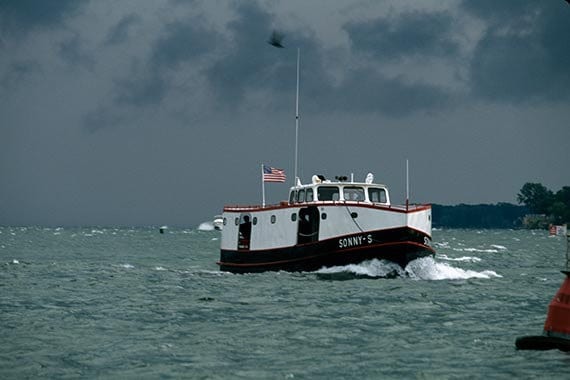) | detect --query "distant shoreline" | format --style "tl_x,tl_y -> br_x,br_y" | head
432,203 -> 528,229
